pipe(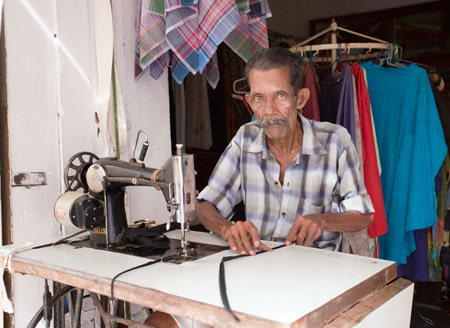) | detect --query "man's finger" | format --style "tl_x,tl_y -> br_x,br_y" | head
231,227 -> 245,254
303,226 -> 319,246
245,221 -> 261,248
256,241 -> 271,251
238,226 -> 255,255
285,220 -> 300,245
227,234 -> 238,252
295,224 -> 309,245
